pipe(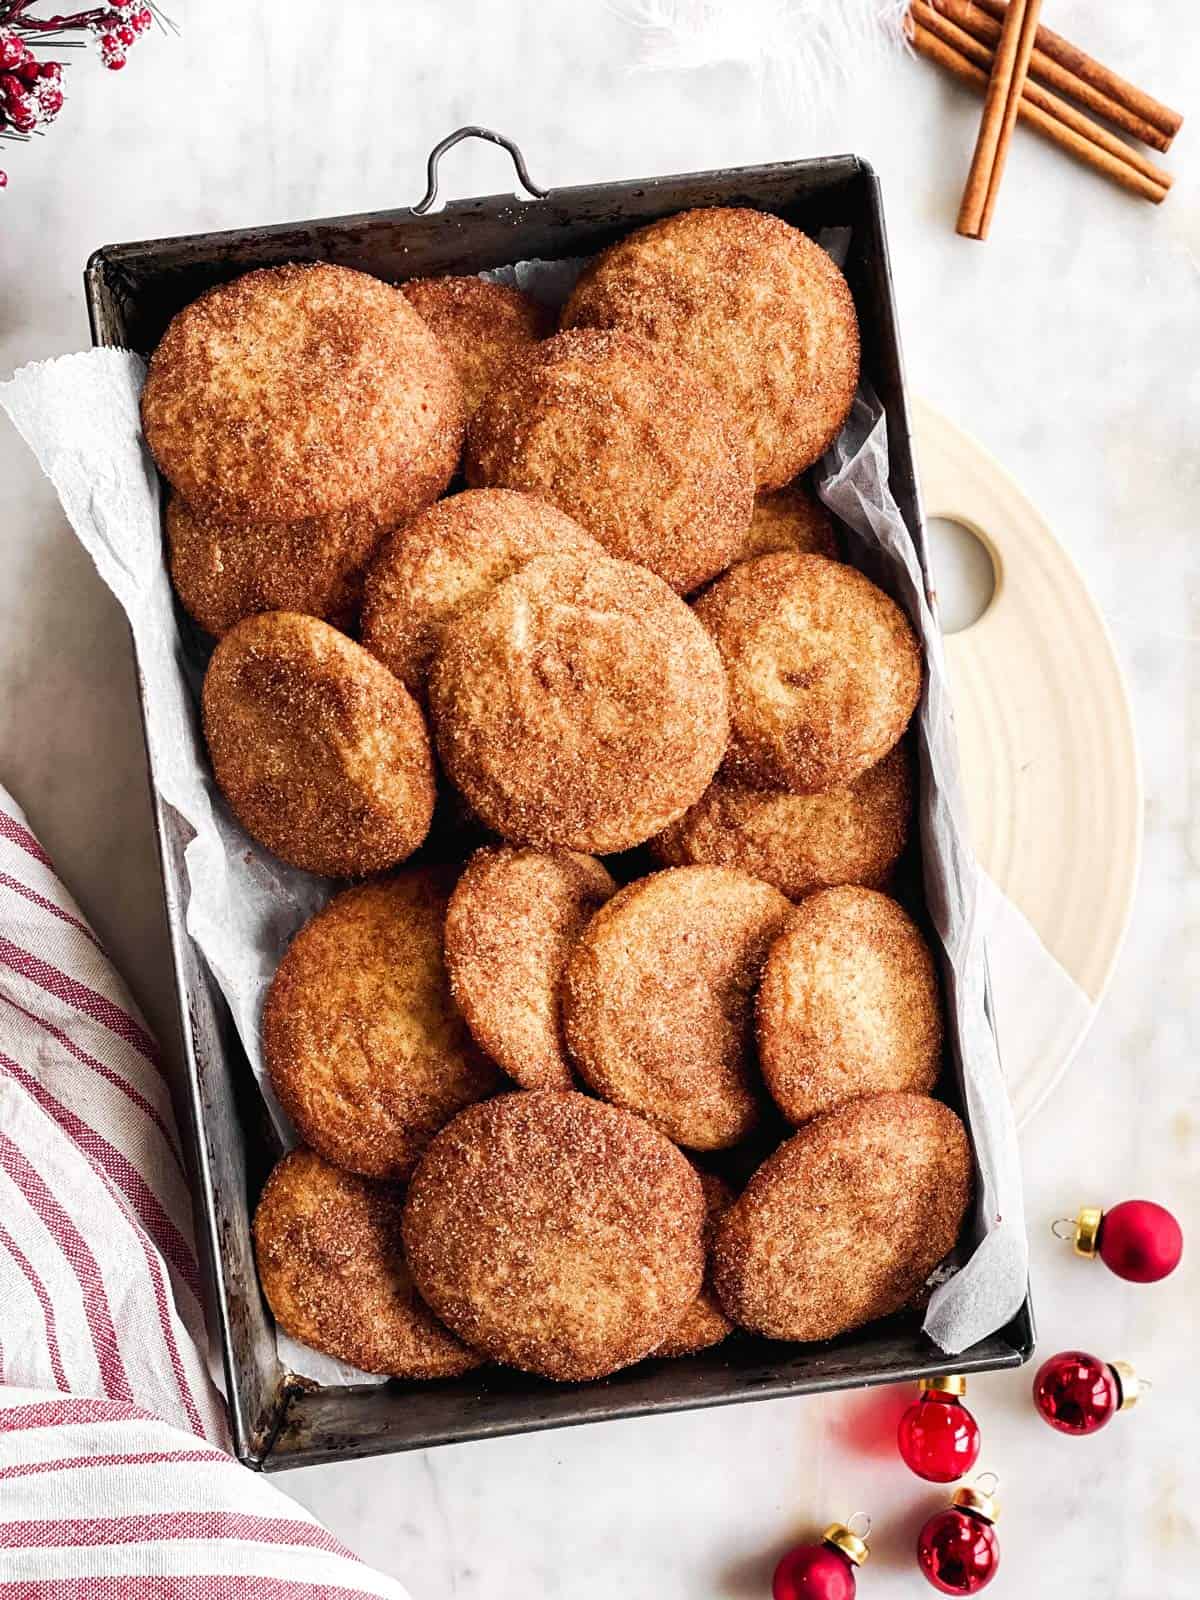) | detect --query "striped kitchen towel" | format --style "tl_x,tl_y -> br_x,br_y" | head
0,782 -> 410,1597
